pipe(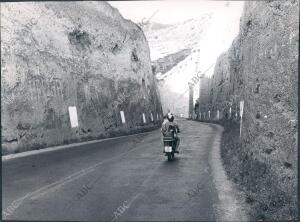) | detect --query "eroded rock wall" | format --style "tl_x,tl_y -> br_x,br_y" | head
1,1 -> 162,154
152,48 -> 191,77
198,0 -> 298,220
